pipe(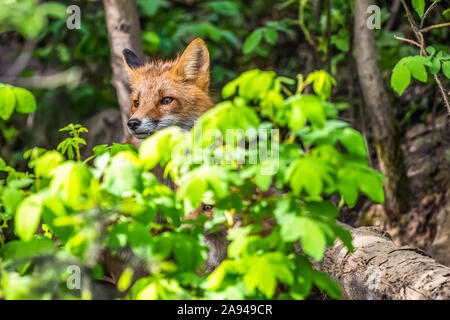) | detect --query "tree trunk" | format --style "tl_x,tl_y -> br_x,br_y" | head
314,225 -> 450,300
103,0 -> 143,143
354,0 -> 410,222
